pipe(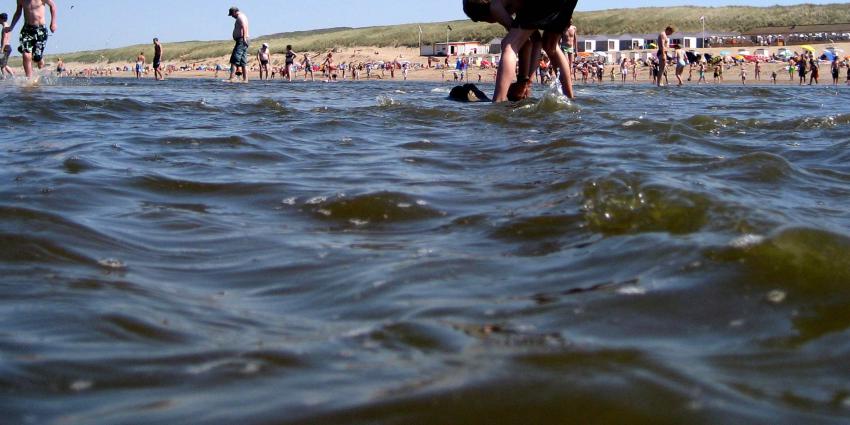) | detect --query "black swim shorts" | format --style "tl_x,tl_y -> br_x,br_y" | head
513,0 -> 578,32
230,39 -> 249,67
19,24 -> 48,62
